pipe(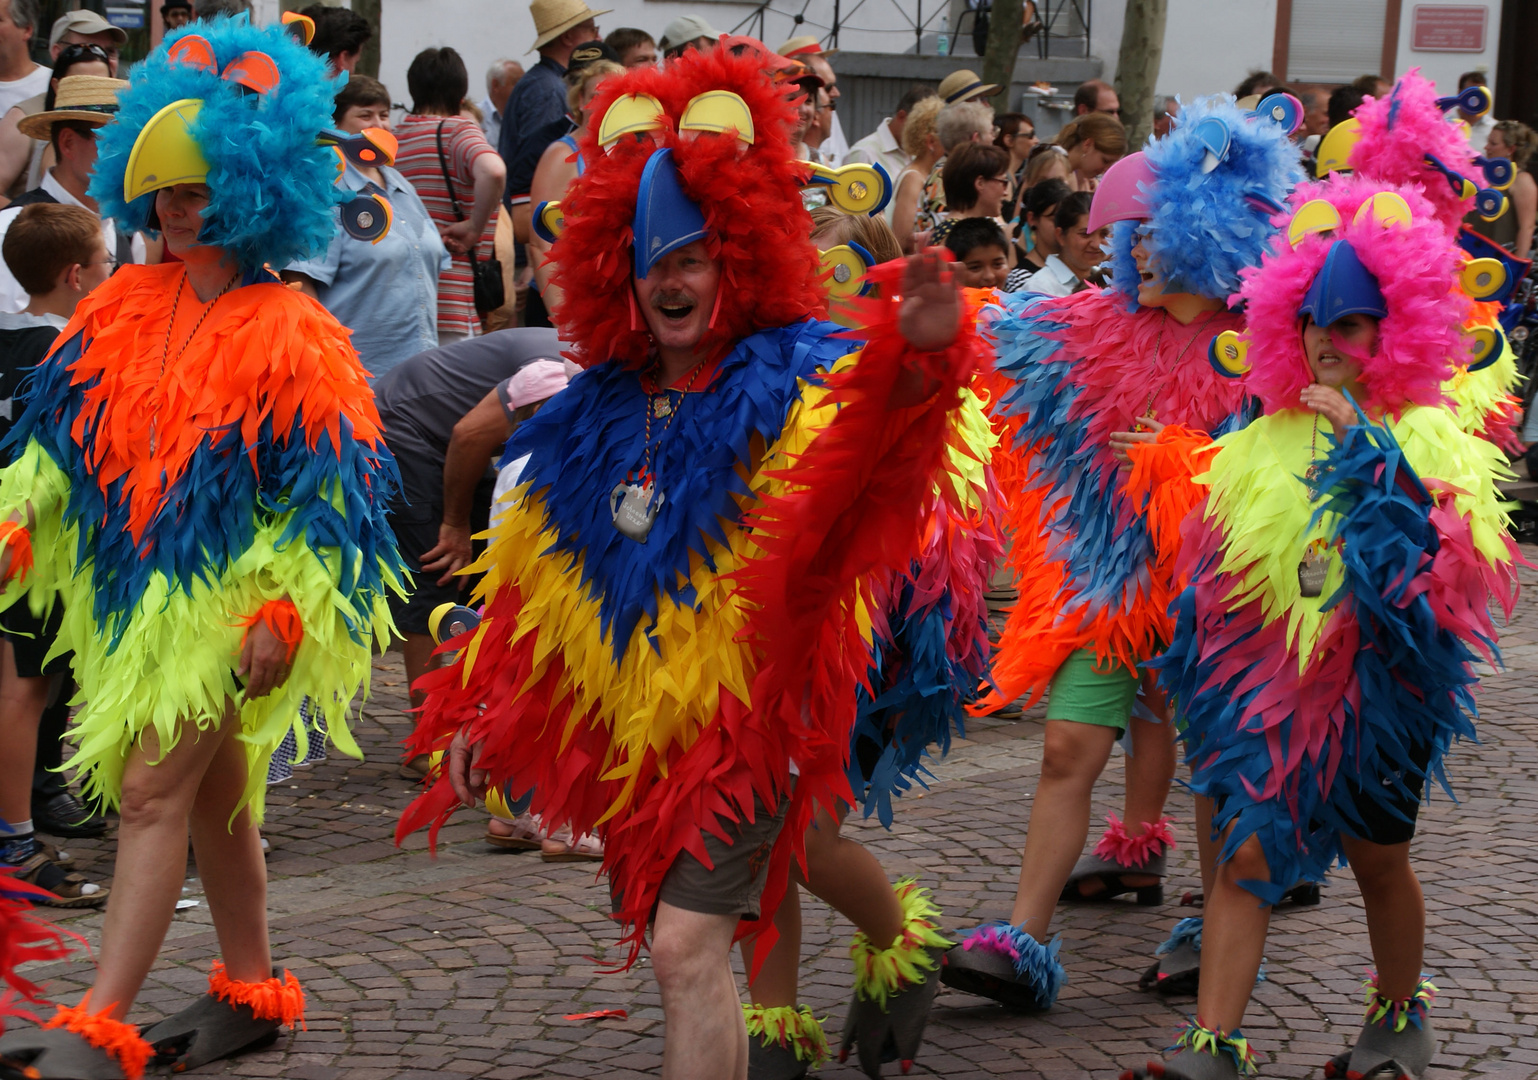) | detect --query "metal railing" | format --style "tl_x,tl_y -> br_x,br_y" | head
728,0 -> 1089,57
